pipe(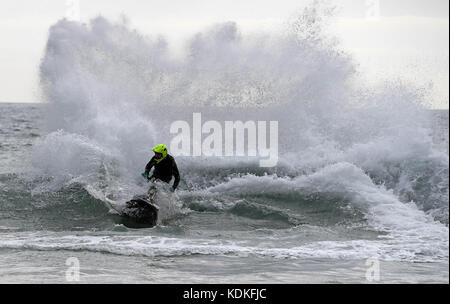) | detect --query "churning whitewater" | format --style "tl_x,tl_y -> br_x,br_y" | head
0,4 -> 448,283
